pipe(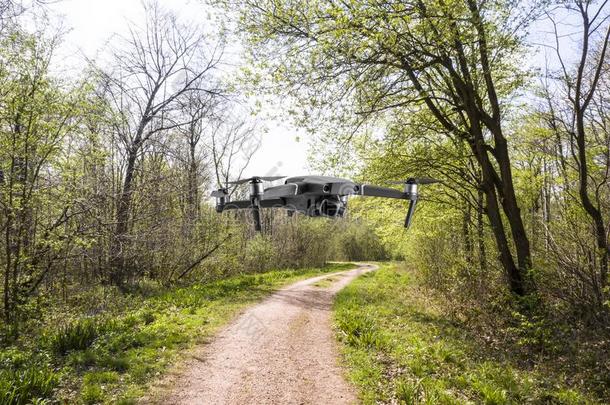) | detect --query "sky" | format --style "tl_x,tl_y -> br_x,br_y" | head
48,0 -> 310,180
